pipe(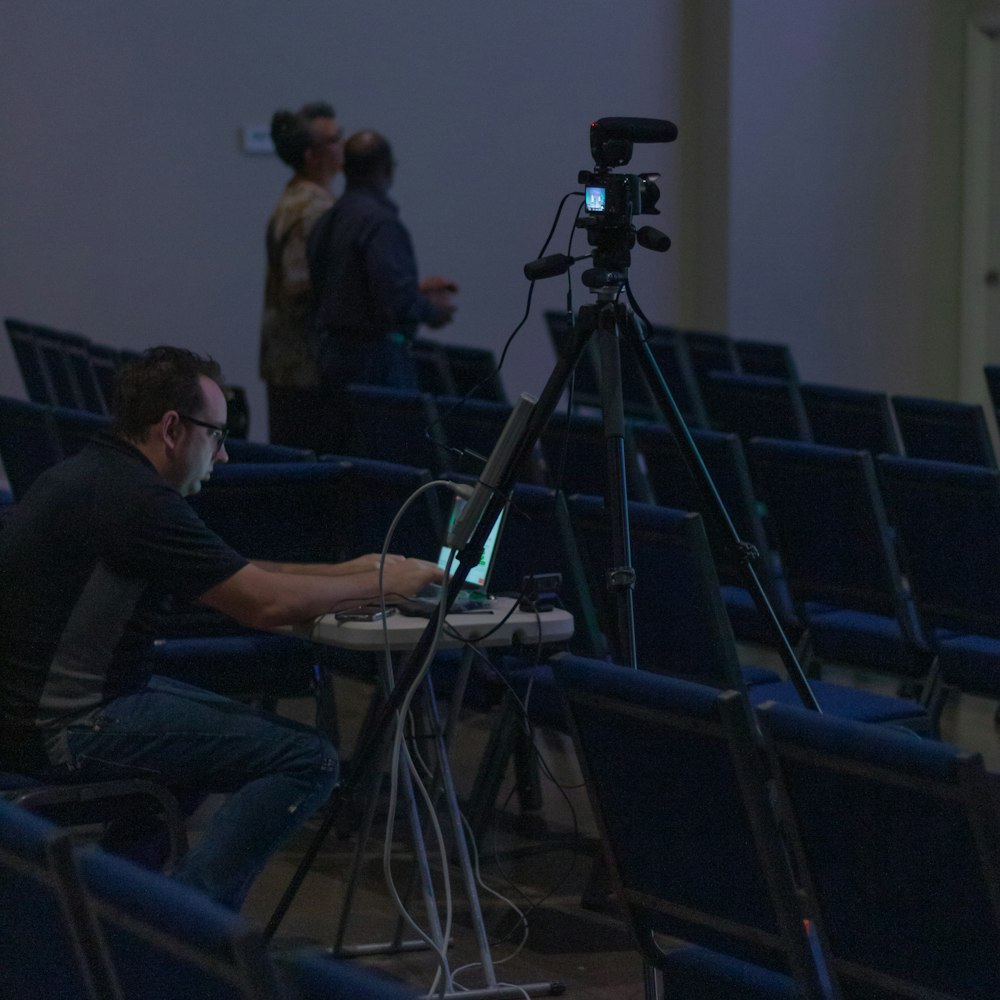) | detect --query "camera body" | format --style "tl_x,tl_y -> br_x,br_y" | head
574,118 -> 674,282
579,170 -> 660,226
577,169 -> 661,277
